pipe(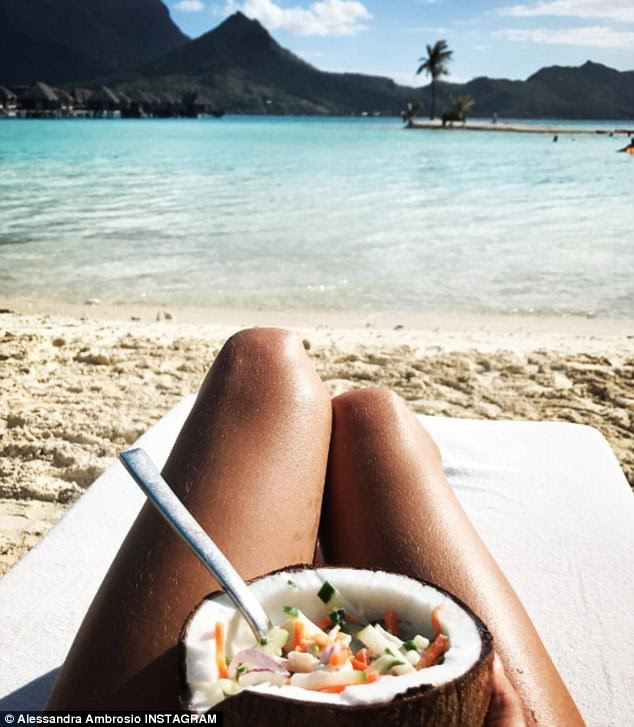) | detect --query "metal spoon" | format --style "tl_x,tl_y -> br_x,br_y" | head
119,447 -> 273,640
